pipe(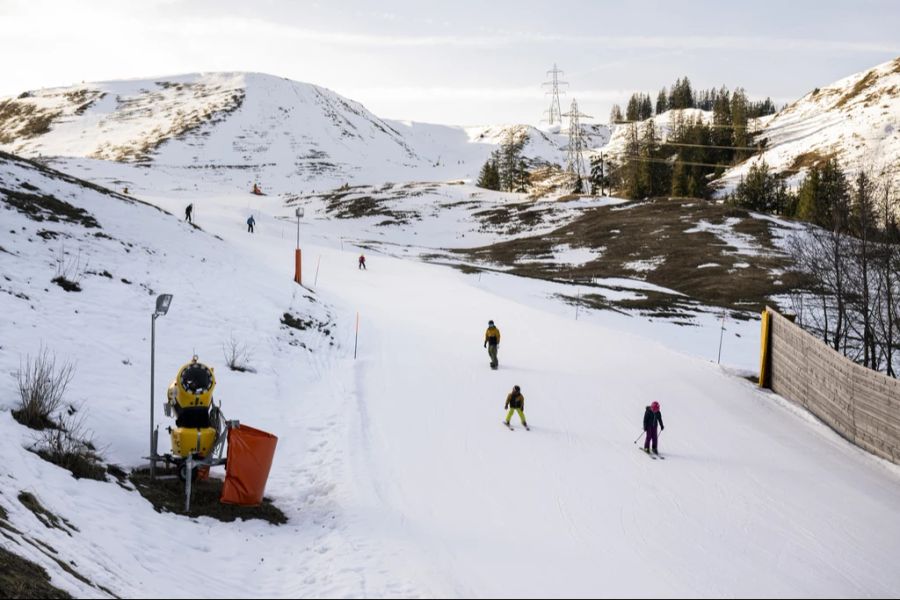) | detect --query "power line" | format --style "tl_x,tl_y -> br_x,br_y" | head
598,149 -> 737,170
660,141 -> 766,152
542,64 -> 568,126
562,98 -> 593,179
613,119 -> 763,131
